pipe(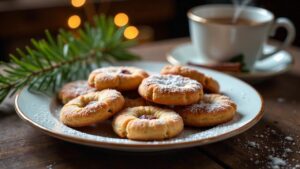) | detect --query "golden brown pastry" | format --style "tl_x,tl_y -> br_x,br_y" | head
112,106 -> 183,140
161,65 -> 220,93
177,94 -> 236,127
88,66 -> 149,91
138,75 -> 203,105
58,80 -> 96,104
60,89 -> 124,127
